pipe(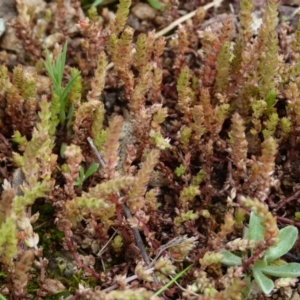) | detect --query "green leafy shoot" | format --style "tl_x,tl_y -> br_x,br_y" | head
175,164 -> 185,177
44,41 -> 81,126
153,264 -> 193,297
74,163 -> 99,187
220,212 -> 300,295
